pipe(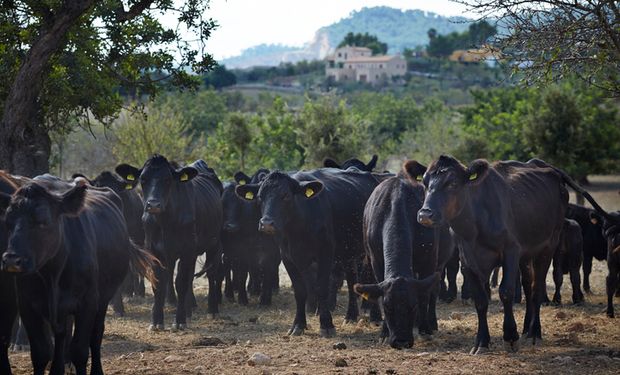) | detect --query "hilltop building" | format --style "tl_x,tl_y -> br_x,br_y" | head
325,46 -> 407,84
